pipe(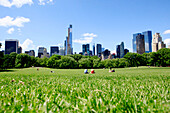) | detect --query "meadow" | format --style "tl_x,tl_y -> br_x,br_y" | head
0,67 -> 169,112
